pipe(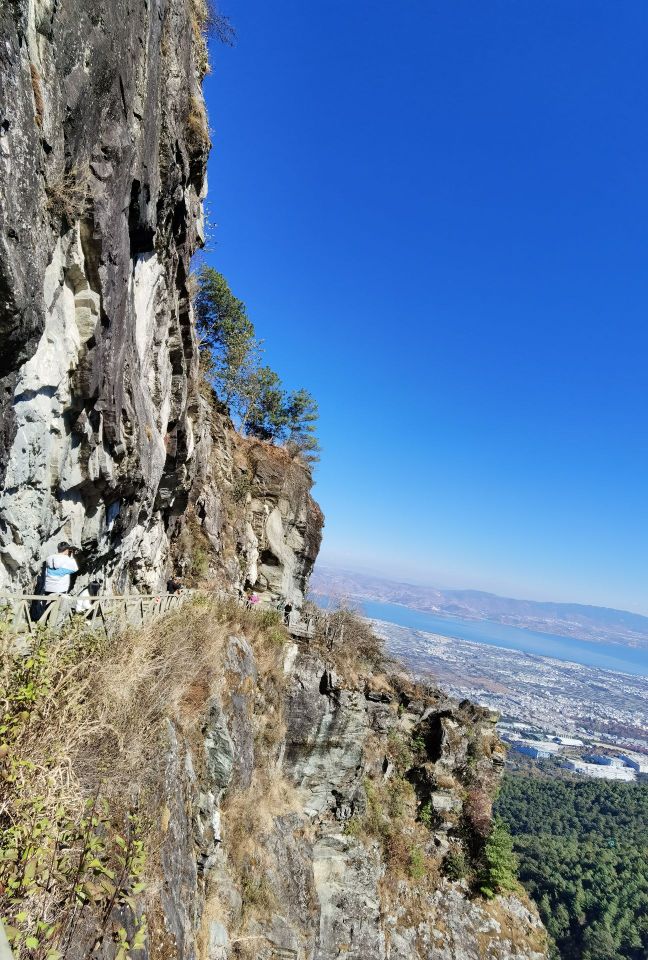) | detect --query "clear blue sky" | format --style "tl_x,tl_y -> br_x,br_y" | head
202,1 -> 648,614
